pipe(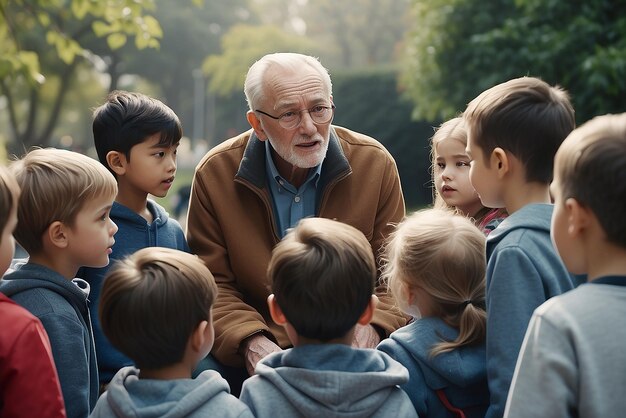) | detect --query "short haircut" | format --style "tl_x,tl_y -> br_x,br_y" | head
99,247 -> 218,370
92,90 -> 182,175
0,165 -> 20,241
10,148 -> 117,255
431,116 -> 467,209
244,53 -> 333,111
555,112 -> 626,249
464,76 -> 575,183
268,217 -> 375,341
382,208 -> 486,355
